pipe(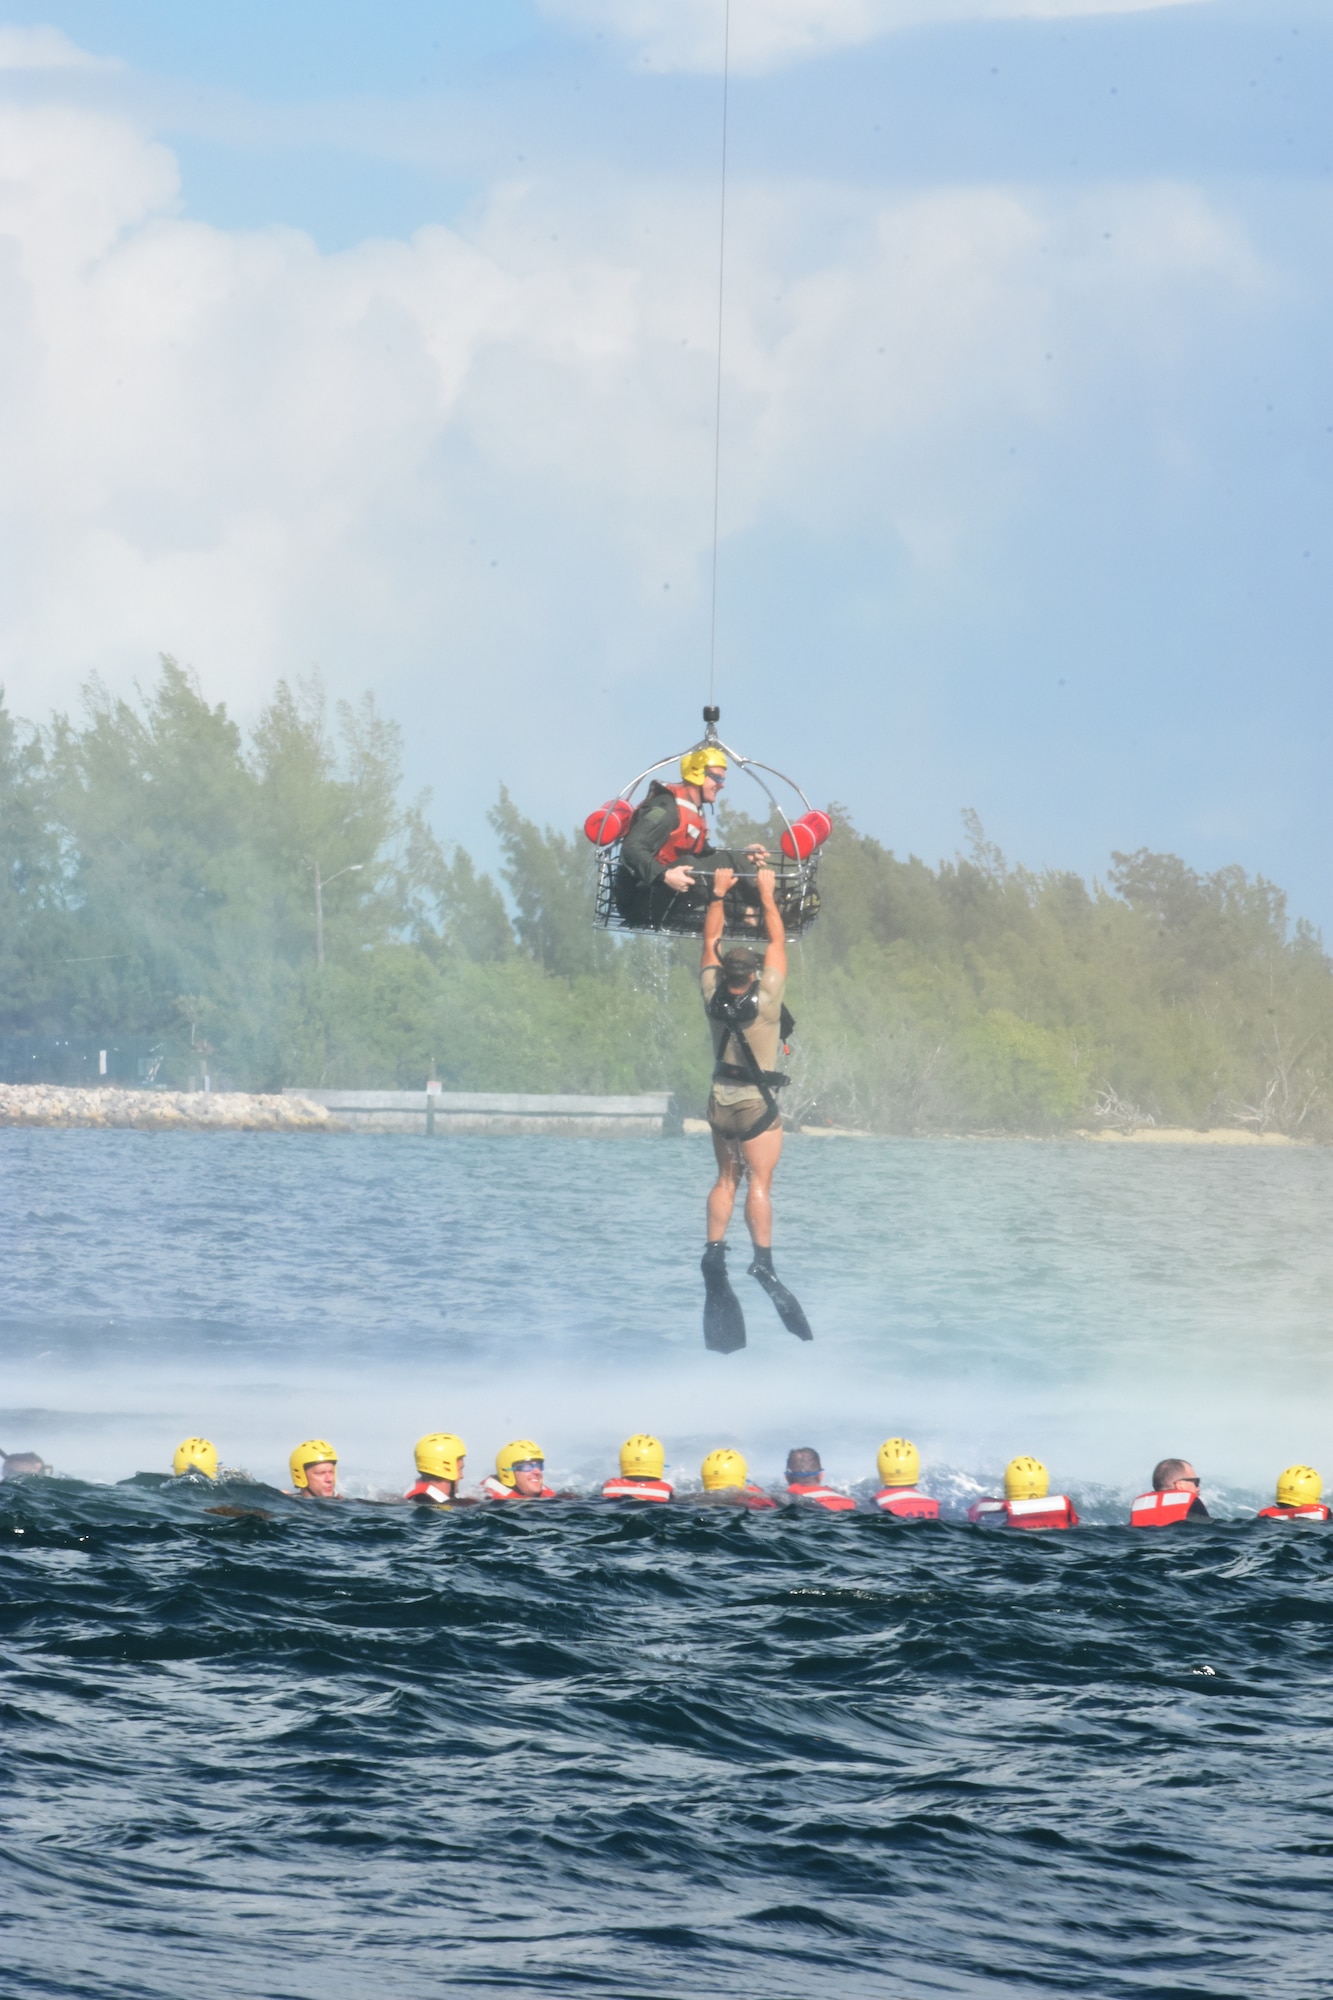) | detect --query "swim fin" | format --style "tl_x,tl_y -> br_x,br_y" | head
701,1242 -> 747,1354
748,1251 -> 814,1342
